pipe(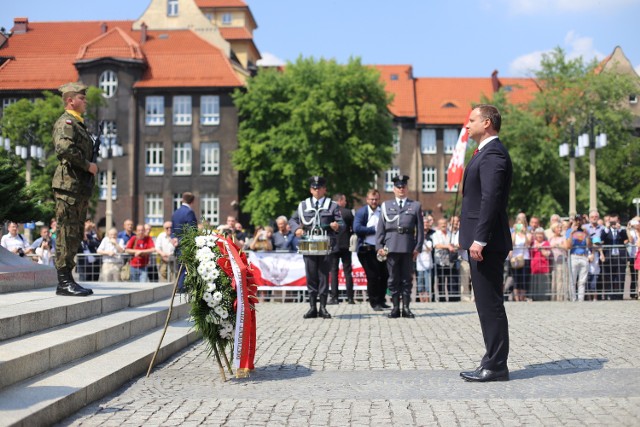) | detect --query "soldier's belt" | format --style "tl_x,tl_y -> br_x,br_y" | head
386,226 -> 414,234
